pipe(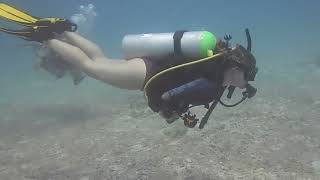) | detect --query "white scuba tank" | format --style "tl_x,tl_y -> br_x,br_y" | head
122,31 -> 217,61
